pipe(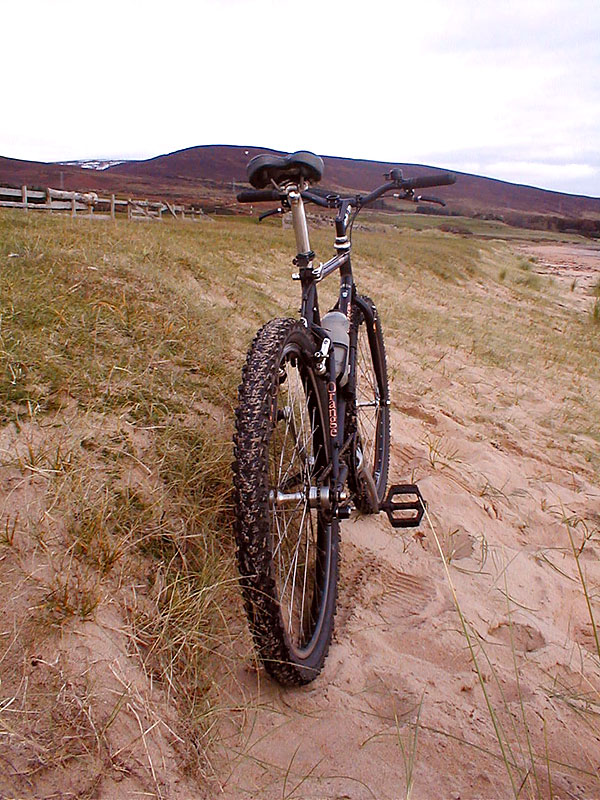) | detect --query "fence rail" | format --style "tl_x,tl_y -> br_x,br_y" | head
0,184 -> 207,221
